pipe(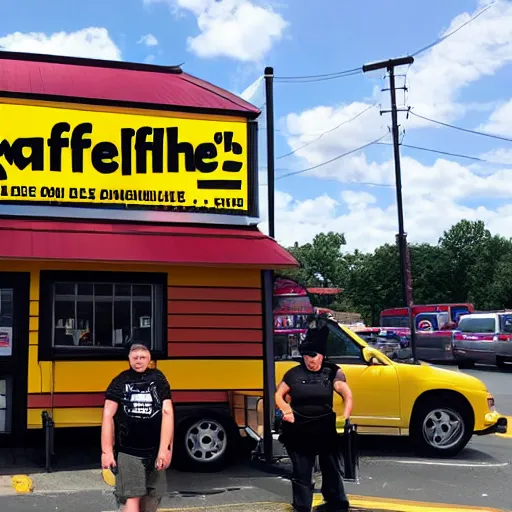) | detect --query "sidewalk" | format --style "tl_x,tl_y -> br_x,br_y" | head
1,468 -> 508,512
0,435 -> 509,512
